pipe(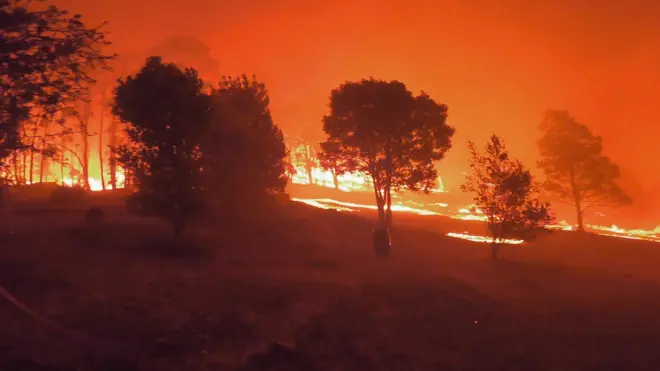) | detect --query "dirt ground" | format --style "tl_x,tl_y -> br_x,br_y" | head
1,199 -> 660,371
